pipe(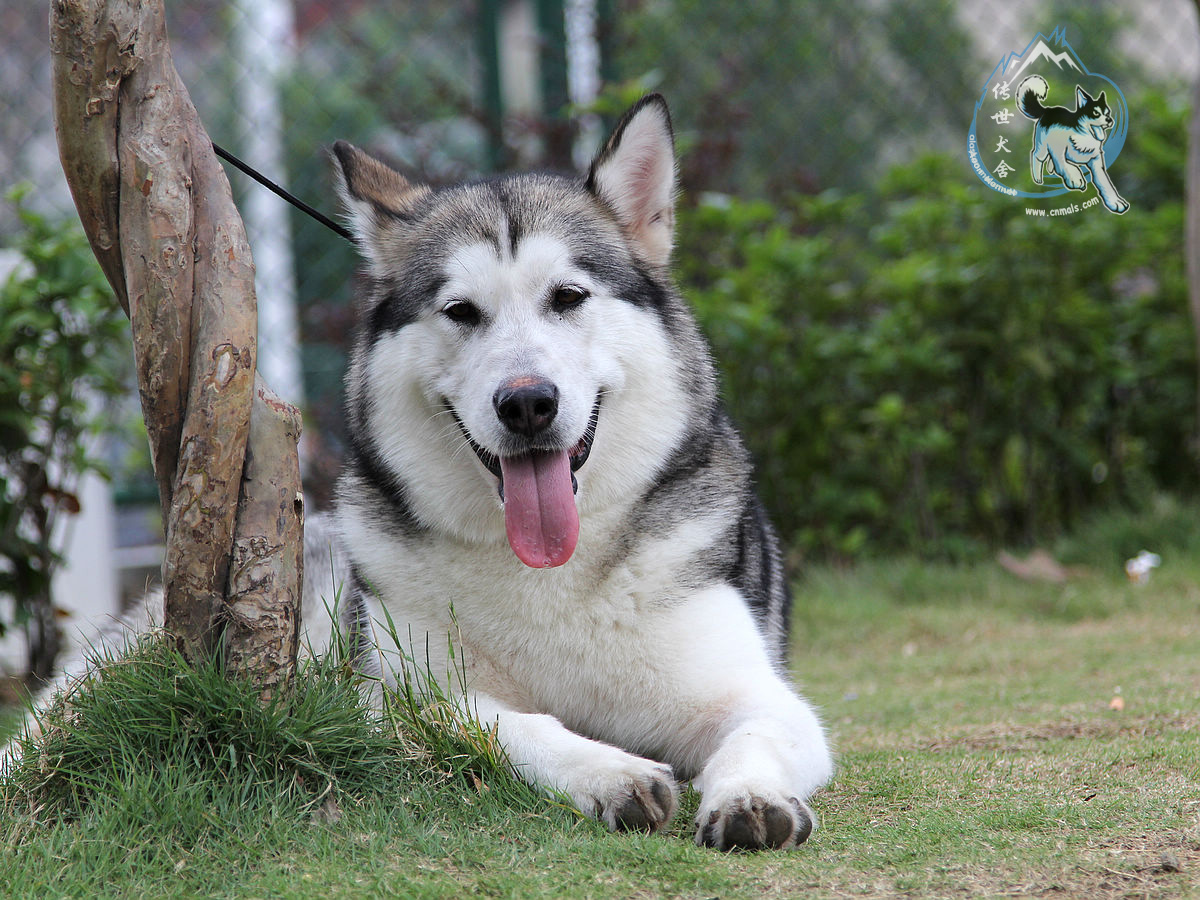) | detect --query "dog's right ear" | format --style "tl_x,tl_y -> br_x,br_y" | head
330,141 -> 431,266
